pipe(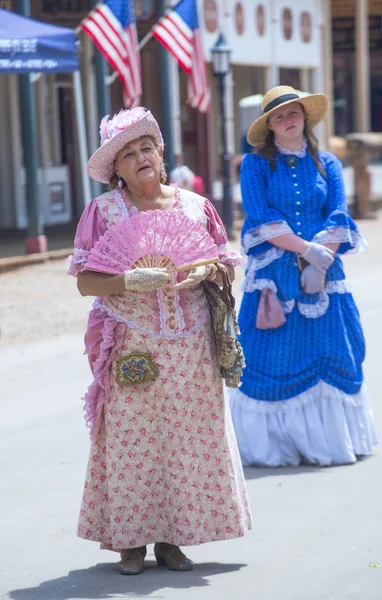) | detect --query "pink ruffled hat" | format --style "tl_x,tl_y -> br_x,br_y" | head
87,106 -> 164,183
